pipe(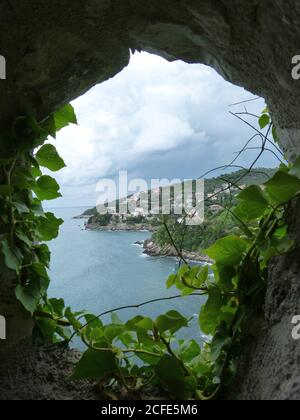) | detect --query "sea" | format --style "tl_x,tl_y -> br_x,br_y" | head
47,207 -> 205,347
